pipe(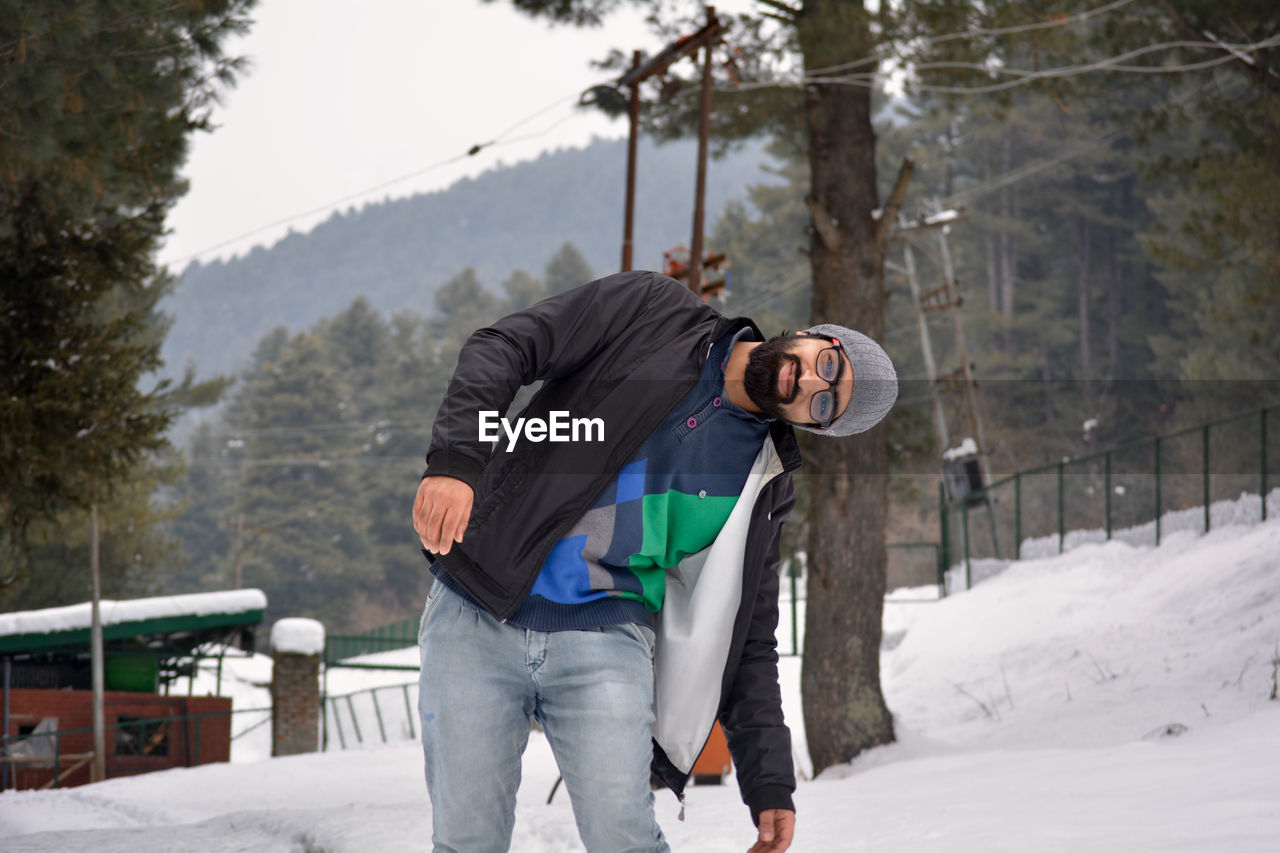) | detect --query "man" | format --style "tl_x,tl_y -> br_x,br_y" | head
412,270 -> 897,852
